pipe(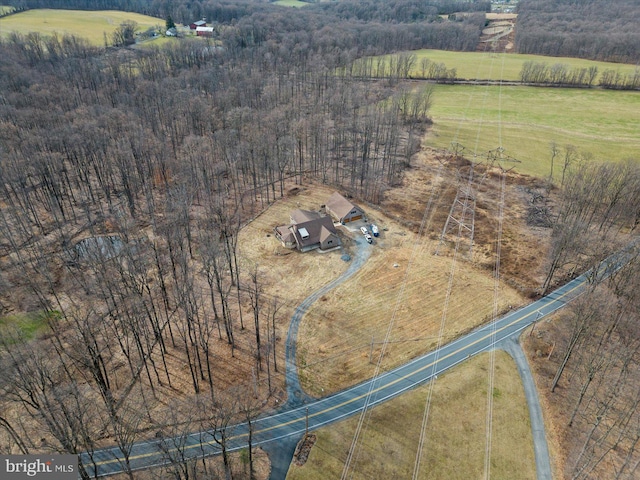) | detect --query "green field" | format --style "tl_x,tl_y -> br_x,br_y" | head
287,352 -> 535,480
0,5 -> 15,15
374,50 -> 639,83
274,0 -> 310,6
0,9 -> 164,45
426,85 -> 640,177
